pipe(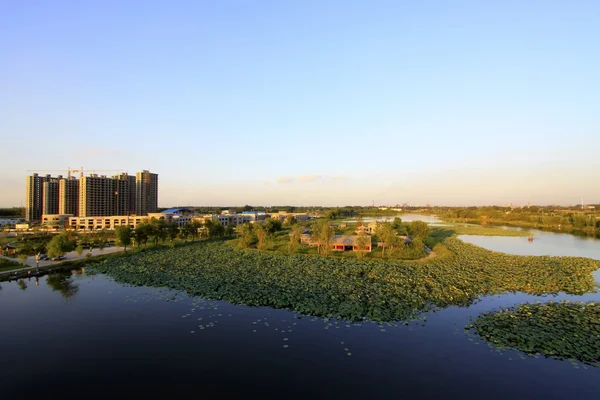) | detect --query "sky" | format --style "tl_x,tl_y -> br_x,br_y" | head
1,0 -> 599,207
